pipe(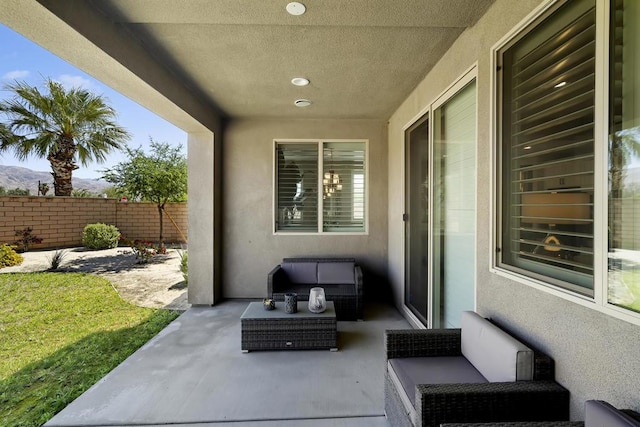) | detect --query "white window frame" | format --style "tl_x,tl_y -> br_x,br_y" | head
490,0 -> 640,326
273,139 -> 369,235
